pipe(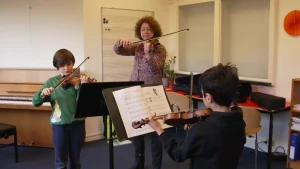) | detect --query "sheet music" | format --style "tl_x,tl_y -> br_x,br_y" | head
113,85 -> 172,138
142,85 -> 172,116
